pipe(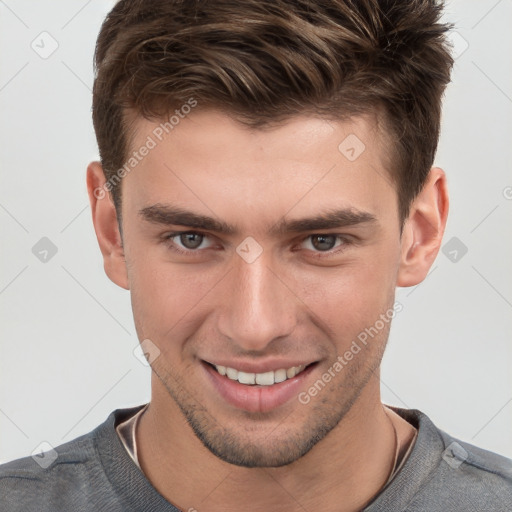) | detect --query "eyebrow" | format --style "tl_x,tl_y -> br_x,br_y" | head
138,204 -> 377,235
139,204 -> 236,234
